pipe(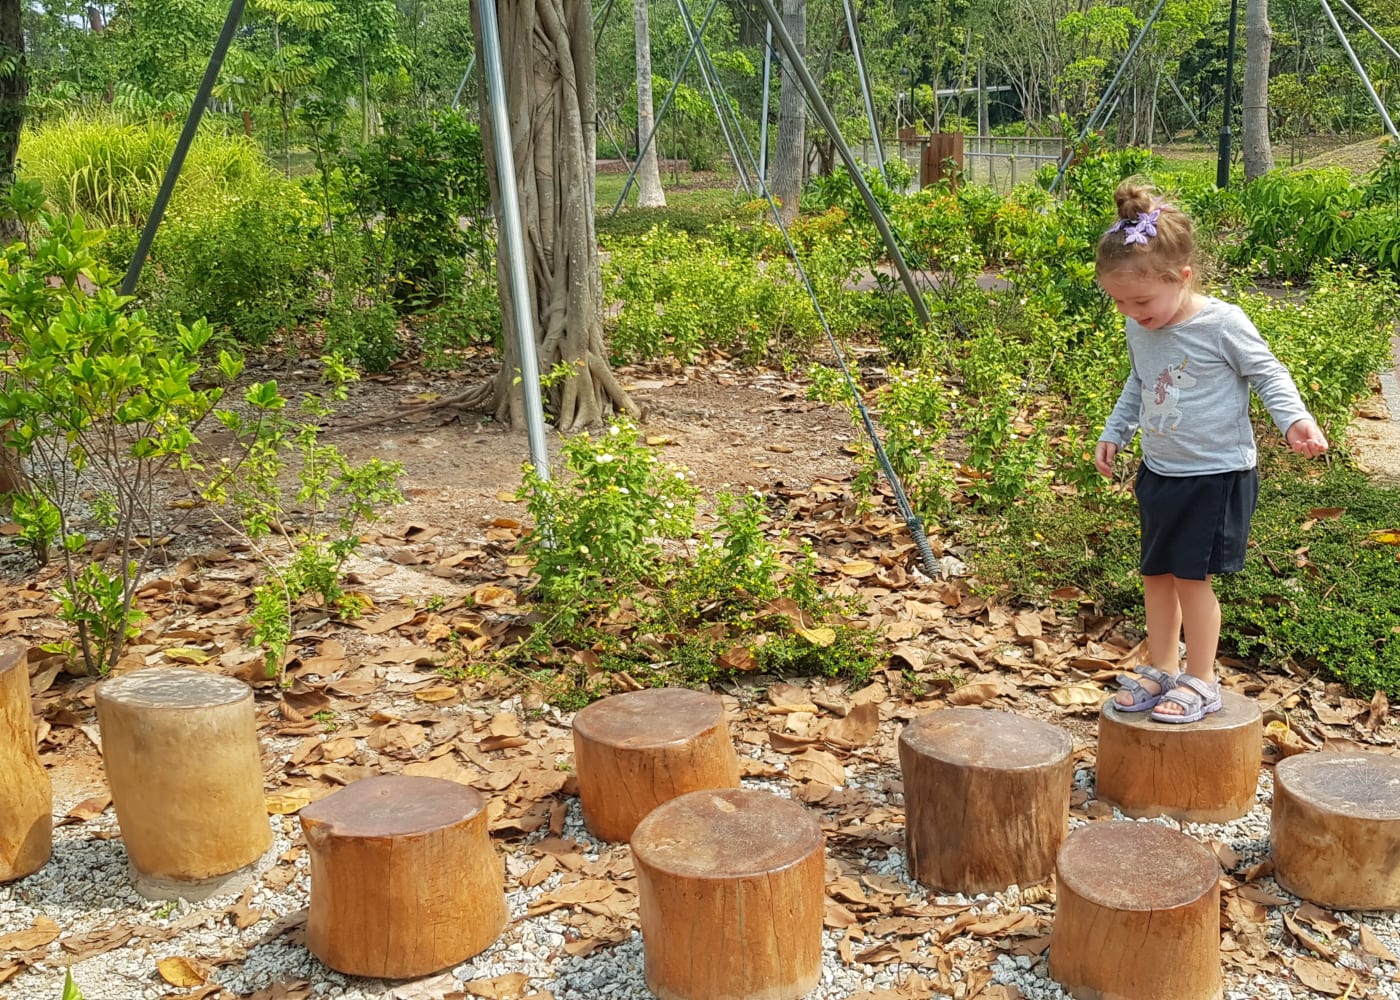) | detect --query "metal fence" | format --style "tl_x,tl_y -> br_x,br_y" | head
854,134 -> 1065,194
